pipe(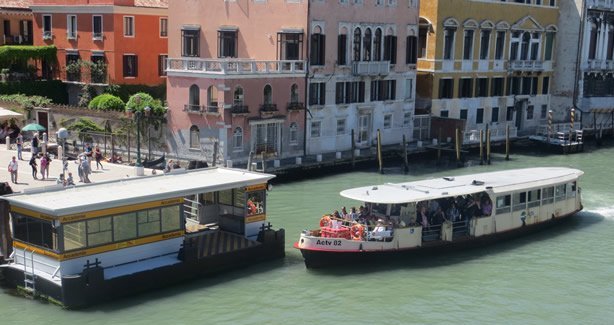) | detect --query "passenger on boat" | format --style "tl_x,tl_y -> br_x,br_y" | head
446,202 -> 461,222
482,198 -> 493,216
430,206 -> 446,225
341,206 -> 350,220
428,200 -> 440,216
464,195 -> 481,218
417,205 -> 429,228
